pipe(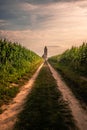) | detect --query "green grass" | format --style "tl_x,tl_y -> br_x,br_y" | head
0,39 -> 43,110
48,59 -> 87,107
14,63 -> 78,130
55,43 -> 87,76
0,61 -> 42,109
